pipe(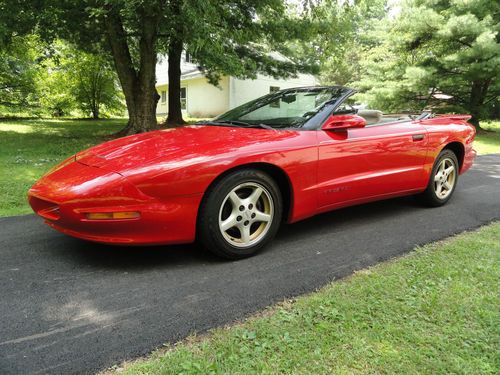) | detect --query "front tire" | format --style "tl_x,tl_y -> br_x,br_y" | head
418,149 -> 459,207
198,169 -> 283,259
